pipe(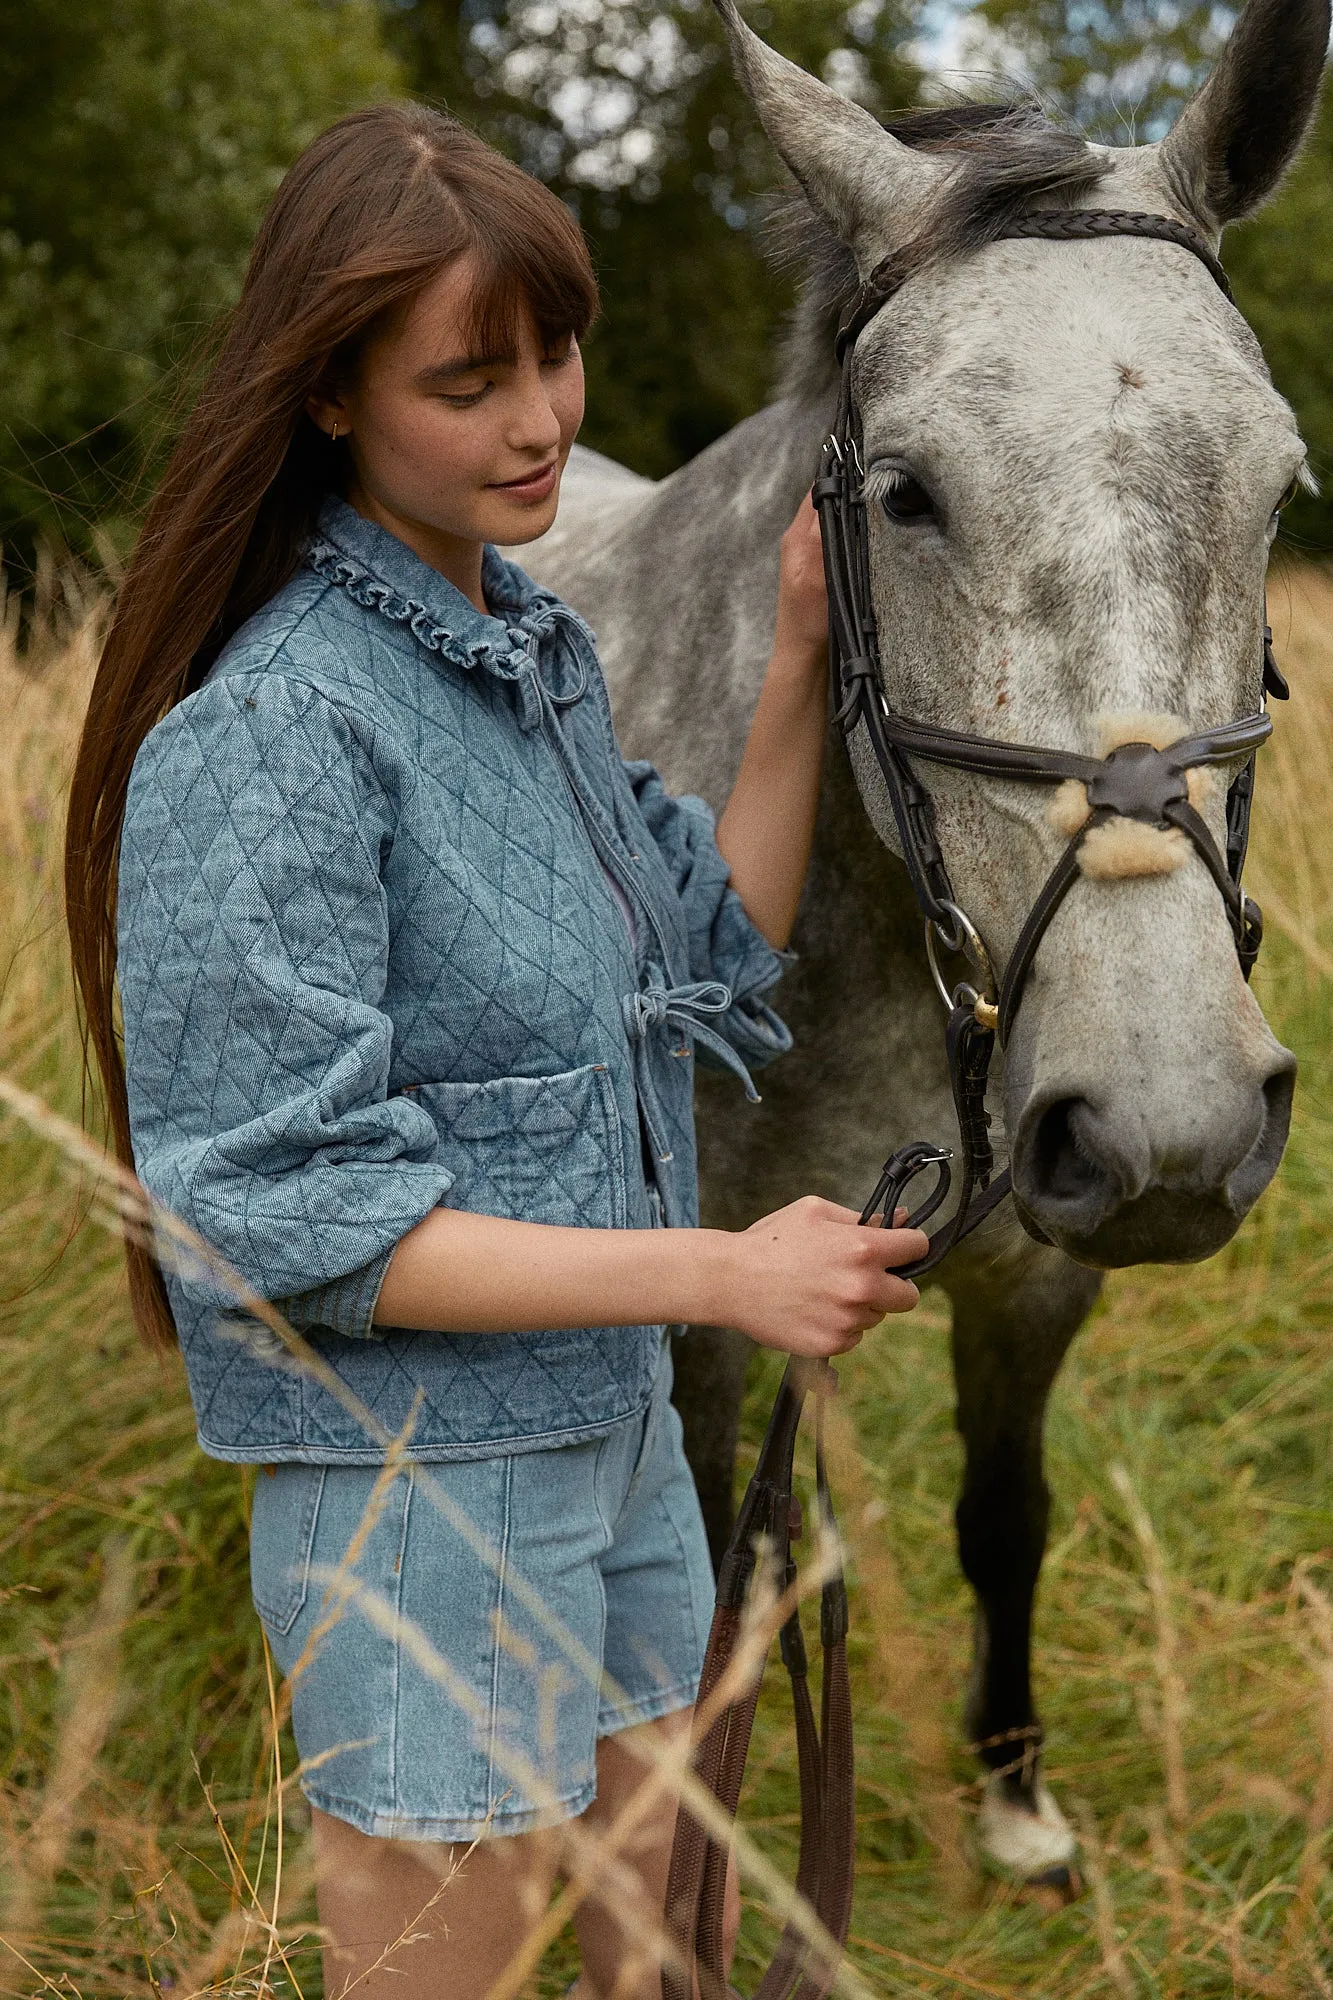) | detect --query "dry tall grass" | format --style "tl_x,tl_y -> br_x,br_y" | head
2,564 -> 1332,1996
